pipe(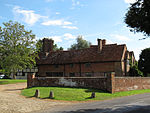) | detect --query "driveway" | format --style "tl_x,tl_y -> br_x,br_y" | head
35,93 -> 150,113
0,83 -> 71,113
